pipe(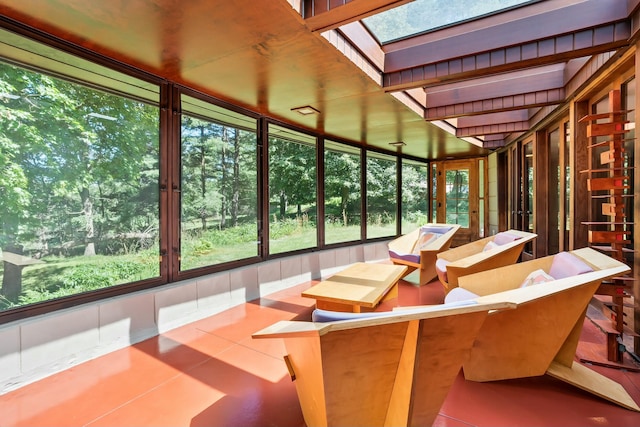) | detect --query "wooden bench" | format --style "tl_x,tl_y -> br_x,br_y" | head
301,263 -> 407,312
443,248 -> 639,412
253,300 -> 514,427
387,223 -> 460,286
435,229 -> 537,293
